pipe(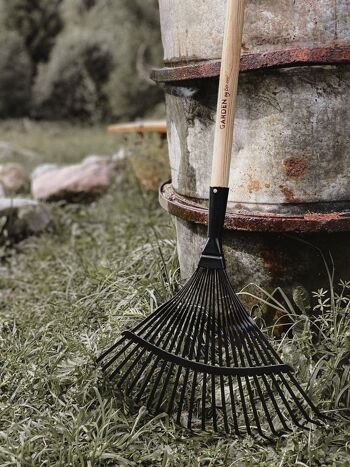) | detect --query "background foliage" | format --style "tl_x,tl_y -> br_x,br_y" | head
0,0 -> 163,121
